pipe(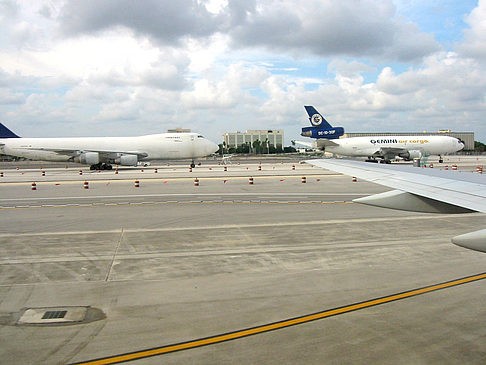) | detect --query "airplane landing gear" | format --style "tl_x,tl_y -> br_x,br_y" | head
439,155 -> 443,163
90,163 -> 113,170
190,160 -> 196,168
365,157 -> 378,163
